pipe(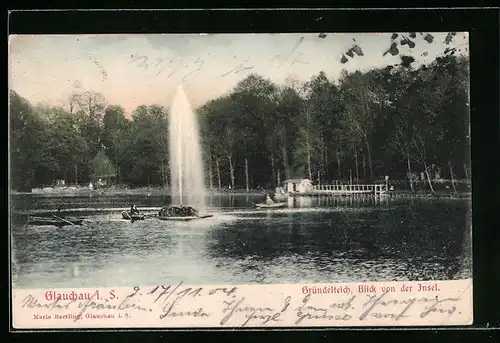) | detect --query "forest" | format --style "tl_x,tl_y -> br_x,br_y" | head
9,54 -> 470,193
